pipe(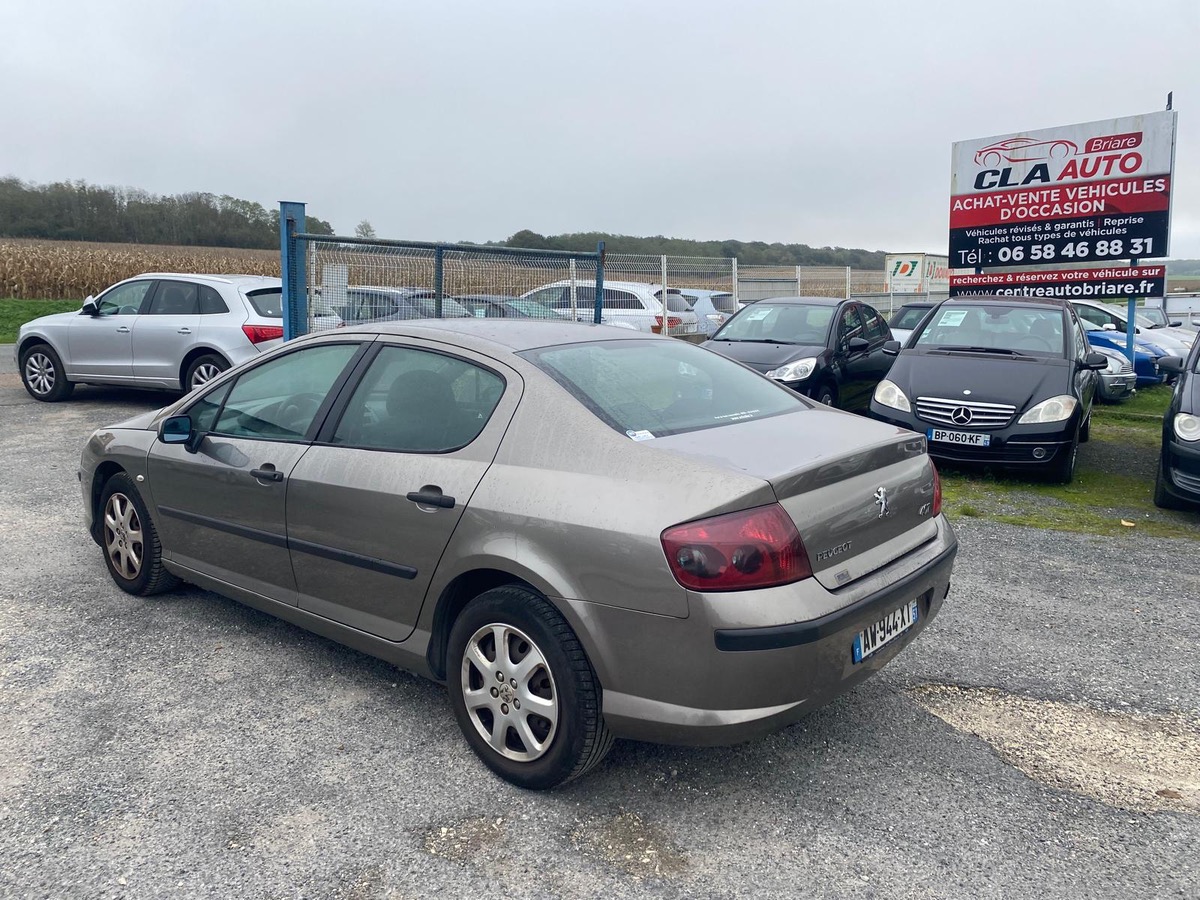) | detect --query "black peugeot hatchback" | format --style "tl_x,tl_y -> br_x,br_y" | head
1154,340 -> 1200,509
868,296 -> 1108,483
